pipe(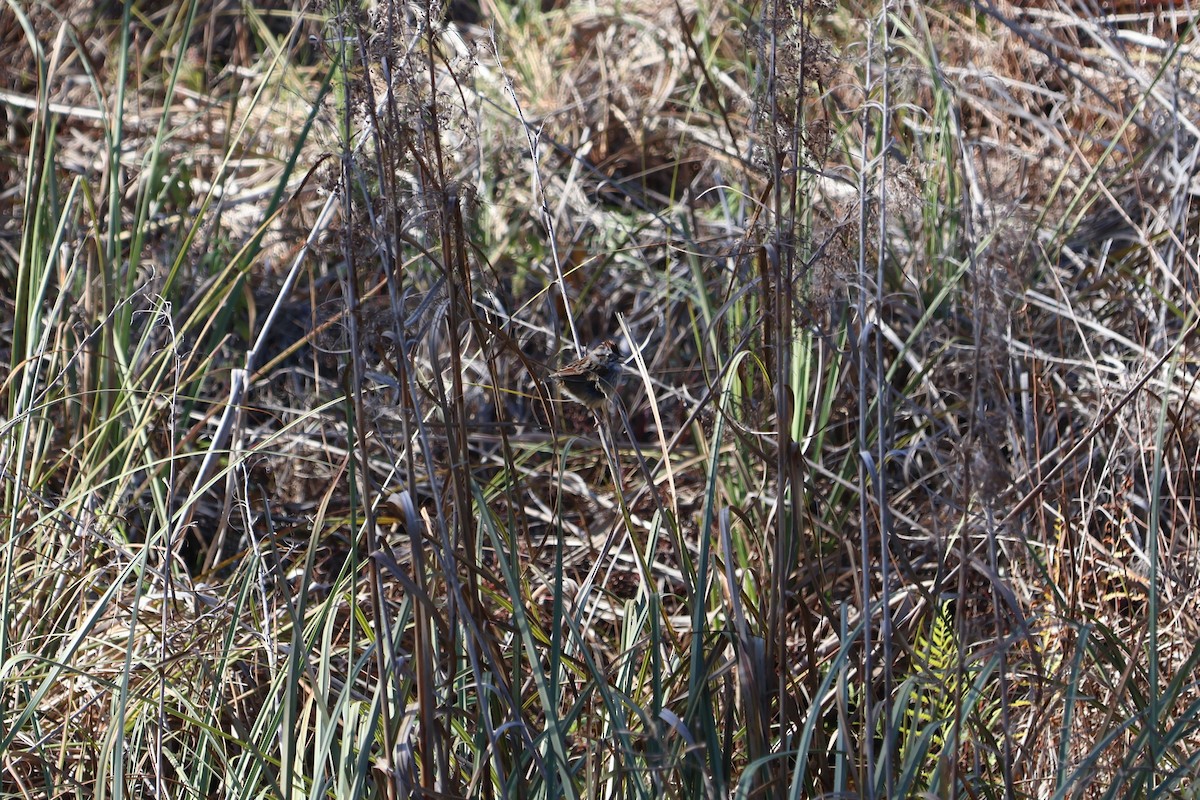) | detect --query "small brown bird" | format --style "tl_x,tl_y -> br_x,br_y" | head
550,339 -> 622,410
